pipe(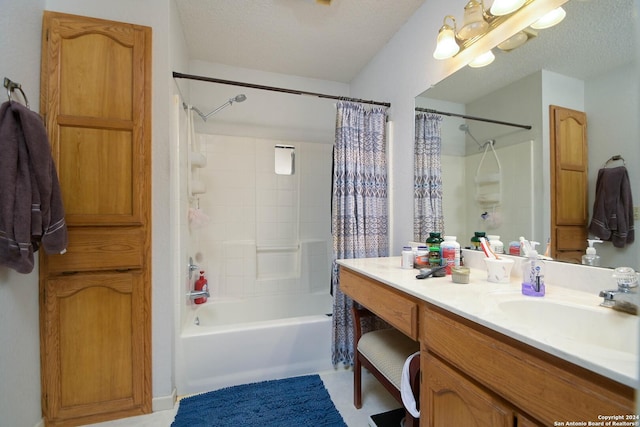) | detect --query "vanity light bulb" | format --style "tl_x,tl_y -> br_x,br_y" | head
490,0 -> 526,16
469,50 -> 495,68
433,27 -> 460,59
458,0 -> 489,40
530,7 -> 566,29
